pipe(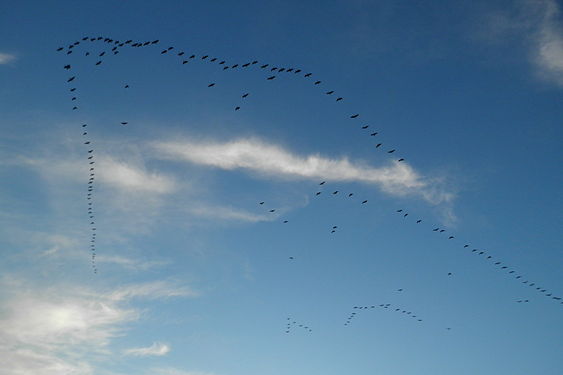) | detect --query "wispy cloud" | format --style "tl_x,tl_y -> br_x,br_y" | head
481,0 -> 563,87
124,342 -> 171,357
533,0 -> 563,85
0,278 -> 197,375
0,52 -> 16,64
108,280 -> 199,301
188,204 -> 275,223
20,154 -> 177,195
152,137 -> 454,205
149,368 -> 217,375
